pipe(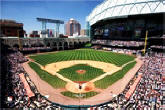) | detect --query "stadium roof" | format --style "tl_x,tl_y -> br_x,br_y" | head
87,0 -> 165,25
